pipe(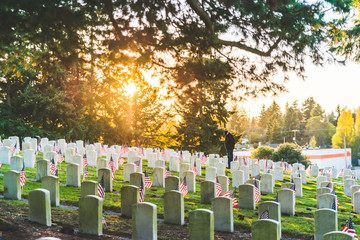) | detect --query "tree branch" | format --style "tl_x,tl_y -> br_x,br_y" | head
186,0 -> 282,57
102,0 -> 123,39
